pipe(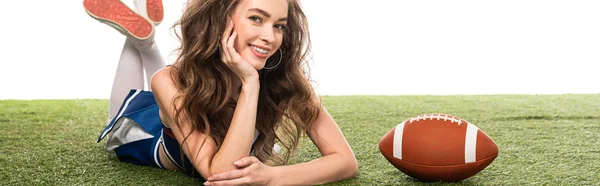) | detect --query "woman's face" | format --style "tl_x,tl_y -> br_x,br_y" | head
231,0 -> 288,70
